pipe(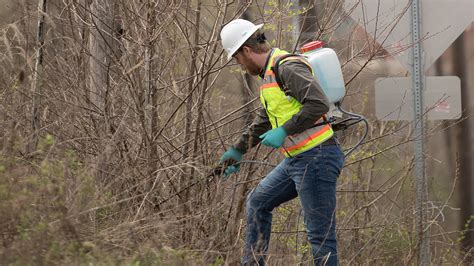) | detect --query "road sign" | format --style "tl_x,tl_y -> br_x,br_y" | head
344,0 -> 474,72
375,76 -> 462,120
